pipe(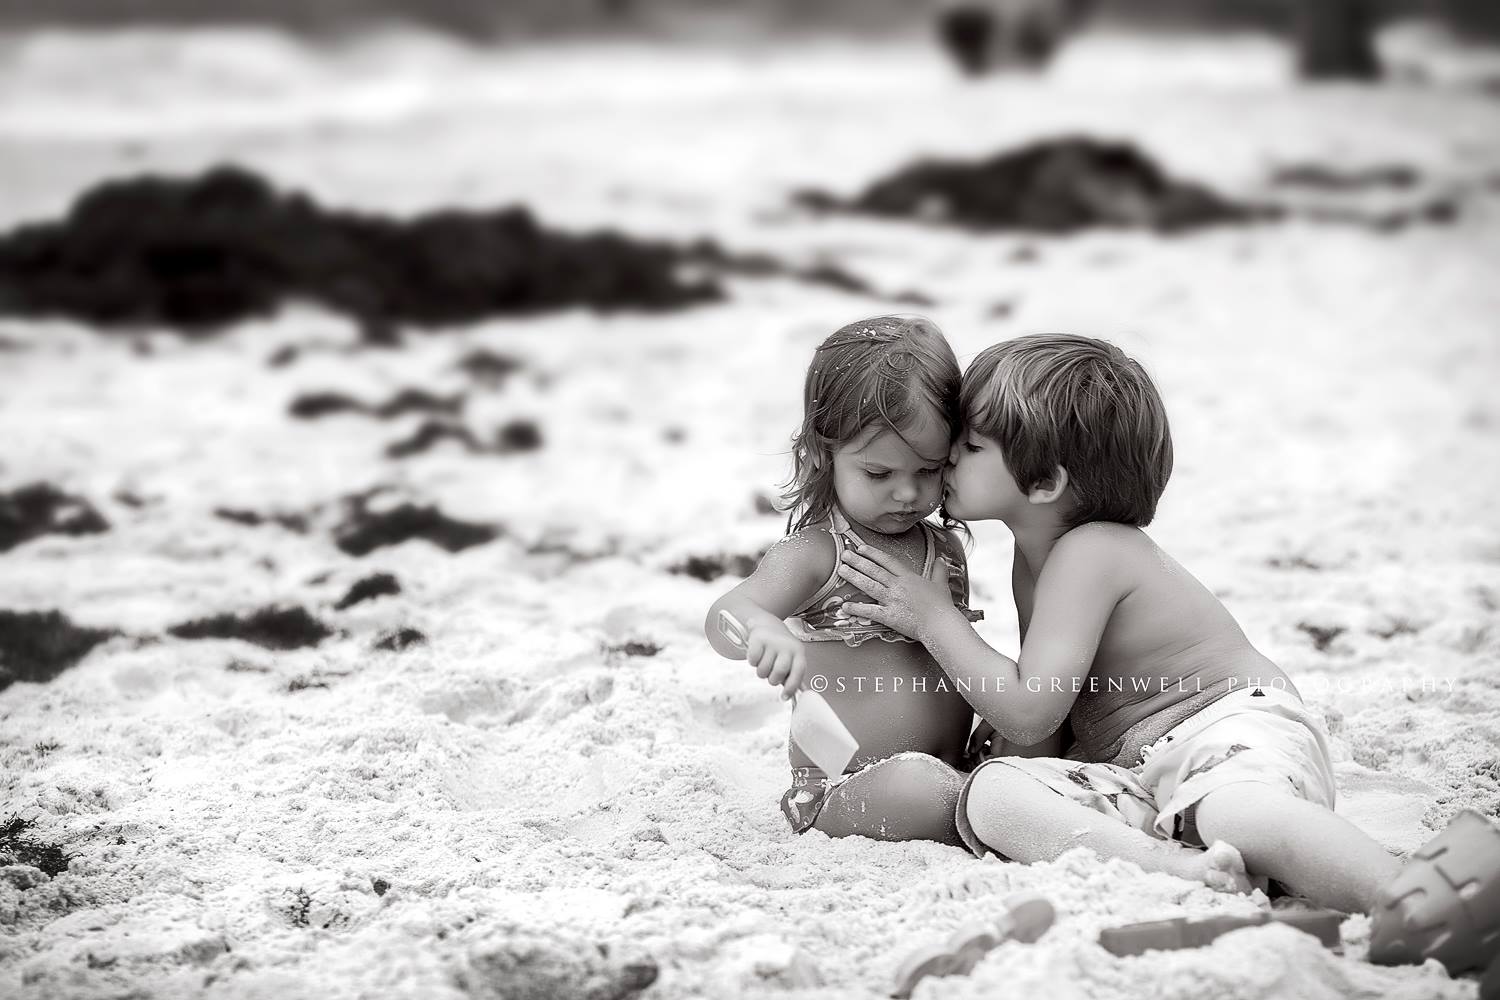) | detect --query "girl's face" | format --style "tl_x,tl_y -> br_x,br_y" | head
830,412 -> 950,535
